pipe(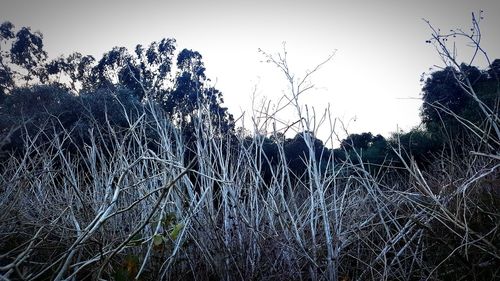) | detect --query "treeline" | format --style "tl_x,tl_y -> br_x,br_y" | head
1,21 -> 499,175
0,21 -> 232,144
240,59 -> 500,179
